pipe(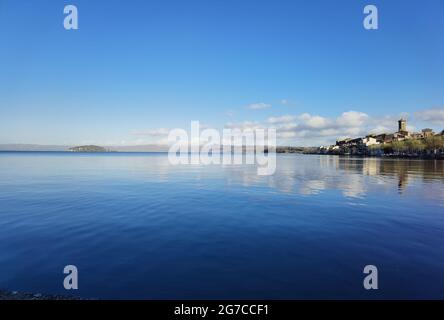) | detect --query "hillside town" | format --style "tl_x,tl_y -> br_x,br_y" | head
320,119 -> 444,158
